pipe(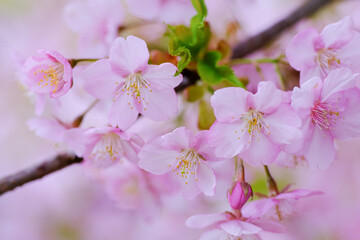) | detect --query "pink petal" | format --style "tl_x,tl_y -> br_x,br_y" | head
27,117 -> 66,142
241,198 -> 278,218
253,82 -> 282,113
110,36 -> 149,76
304,126 -> 335,170
186,213 -> 228,229
194,130 -> 226,162
142,63 -> 182,90
249,219 -> 286,233
275,189 -> 322,200
265,105 -> 302,144
286,28 -> 319,71
35,94 -> 47,115
220,220 -> 262,236
63,127 -> 92,157
240,134 -> 280,166
333,89 -> 360,139
210,121 -> 248,158
211,87 -> 250,122
138,139 -> 180,175
138,89 -> 178,121
320,16 -> 354,49
180,172 -> 201,199
321,67 -> 358,101
108,93 -> 139,130
83,59 -> 121,99
291,76 -> 322,111
196,160 -> 216,196
160,127 -> 190,151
